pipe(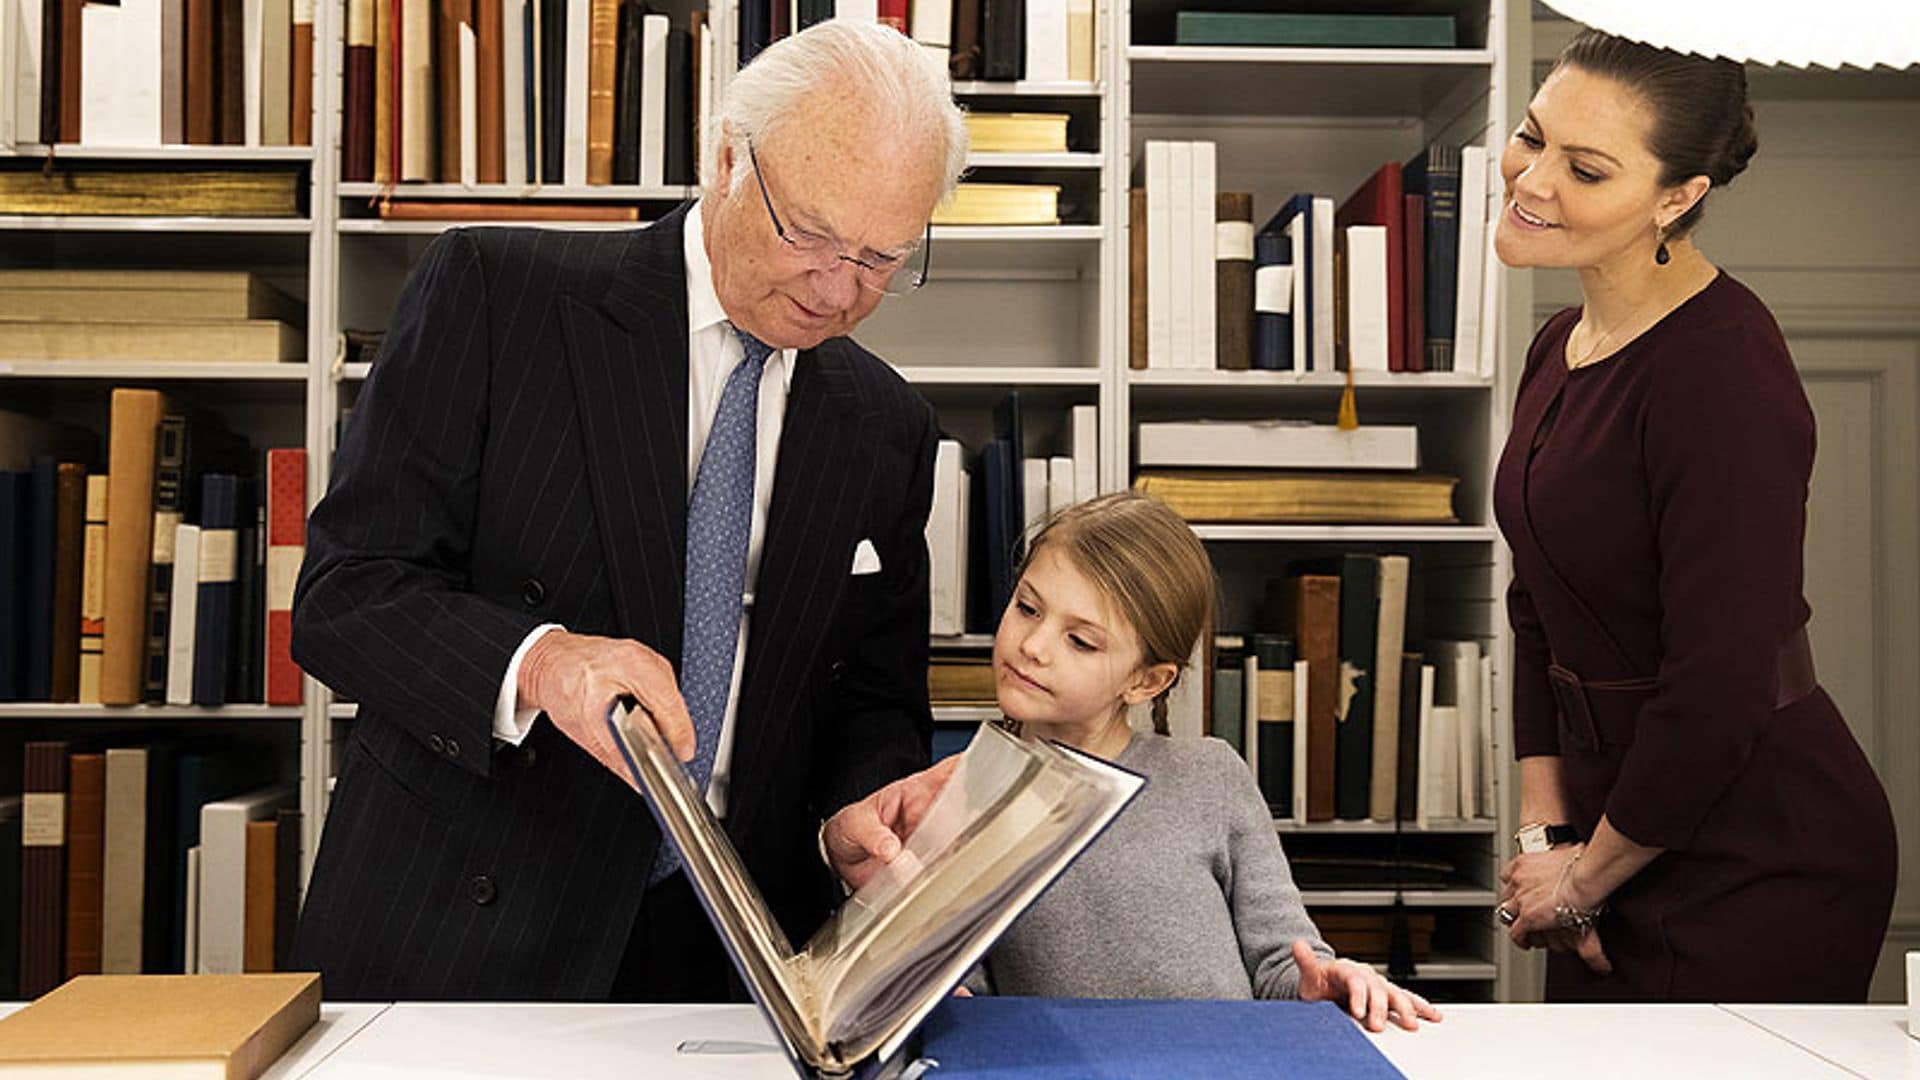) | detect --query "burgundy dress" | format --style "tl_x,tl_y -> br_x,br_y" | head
1494,272 -> 1897,1002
